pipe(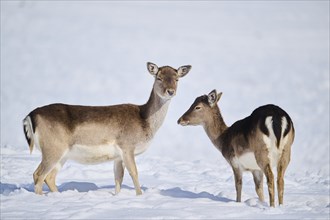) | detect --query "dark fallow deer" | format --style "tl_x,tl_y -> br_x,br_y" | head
178,90 -> 294,207
23,62 -> 191,195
